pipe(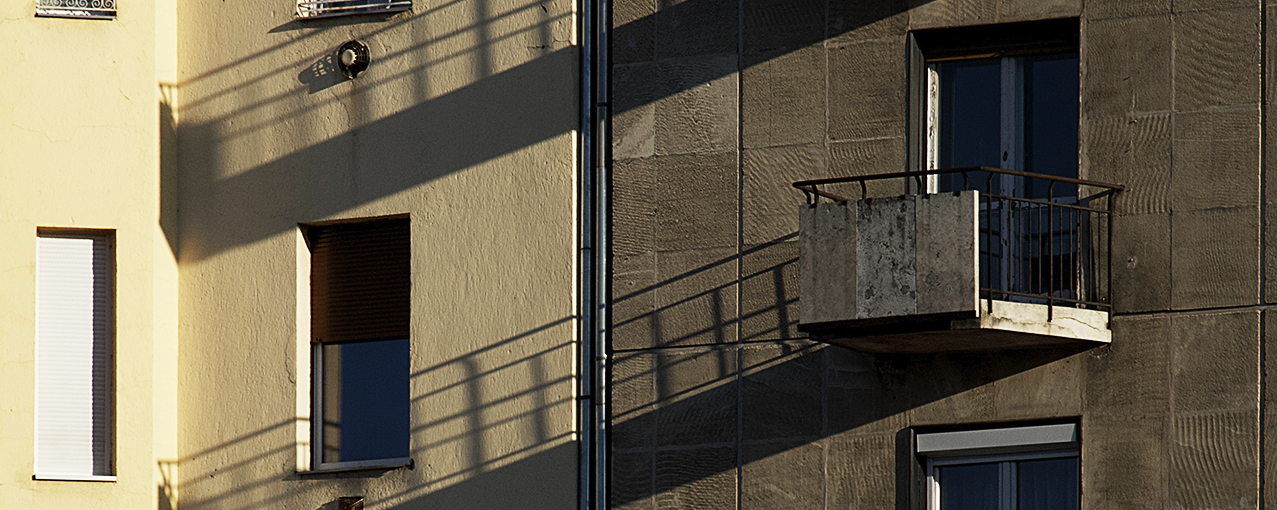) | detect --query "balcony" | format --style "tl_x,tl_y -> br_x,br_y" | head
793,167 -> 1122,353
